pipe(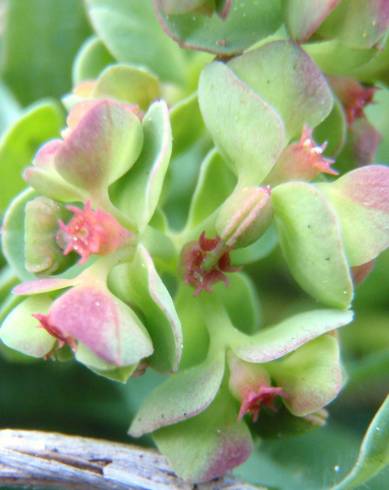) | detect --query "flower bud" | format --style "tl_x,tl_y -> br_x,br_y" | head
228,353 -> 286,422
215,186 -> 272,249
265,126 -> 338,186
